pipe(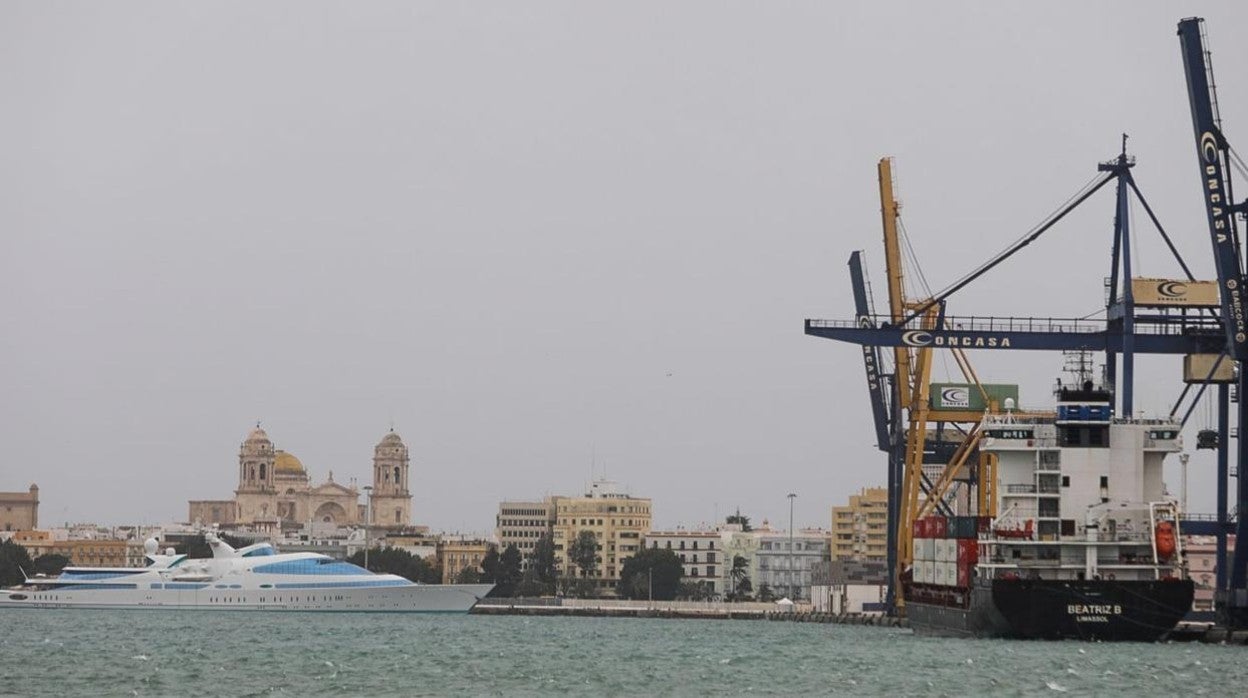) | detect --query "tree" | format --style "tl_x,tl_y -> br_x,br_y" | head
678,580 -> 716,601
567,530 -> 599,579
174,533 -> 252,559
513,569 -> 550,598
757,583 -> 777,602
479,545 -> 500,583
618,548 -> 684,600
490,544 -> 523,597
0,539 -> 34,587
726,510 -> 752,532
32,554 -> 70,576
728,555 -> 750,600
529,534 -> 557,585
346,547 -> 440,584
455,566 -> 482,584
